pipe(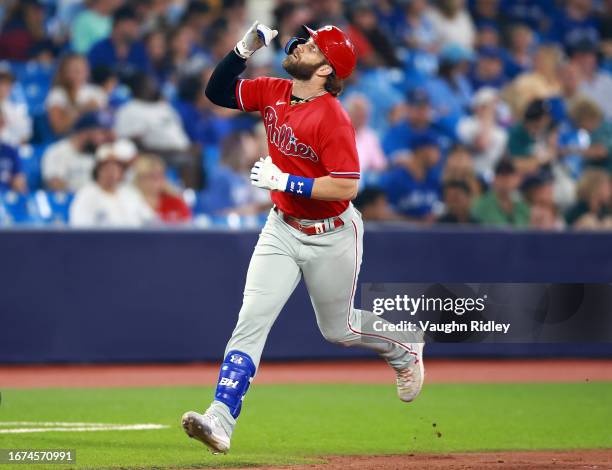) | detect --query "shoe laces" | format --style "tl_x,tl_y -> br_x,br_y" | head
396,367 -> 414,385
